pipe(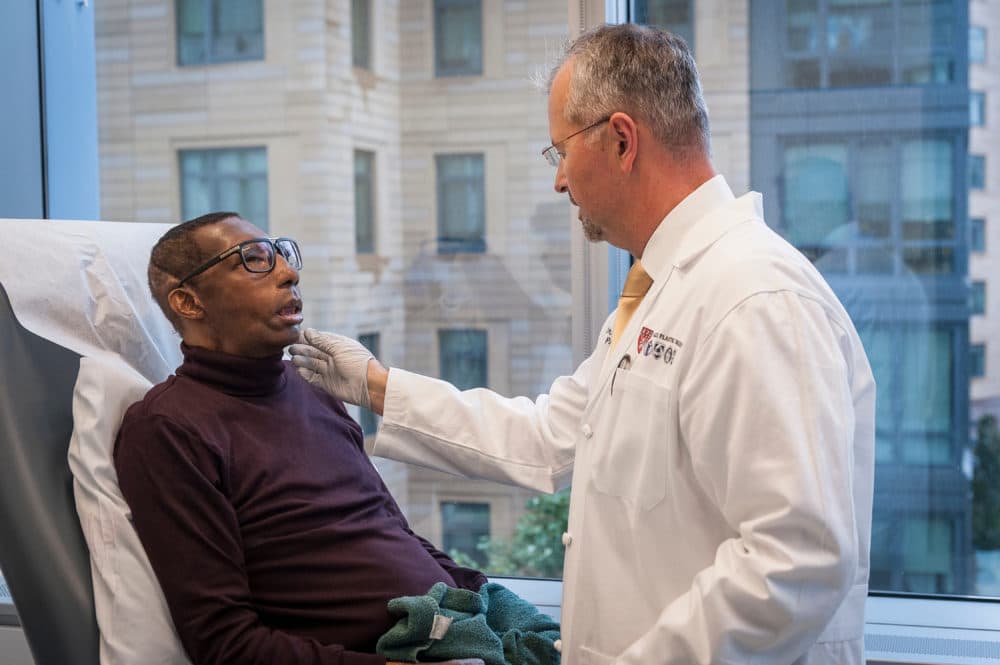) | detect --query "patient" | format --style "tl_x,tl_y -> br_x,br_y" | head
114,212 -> 488,665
